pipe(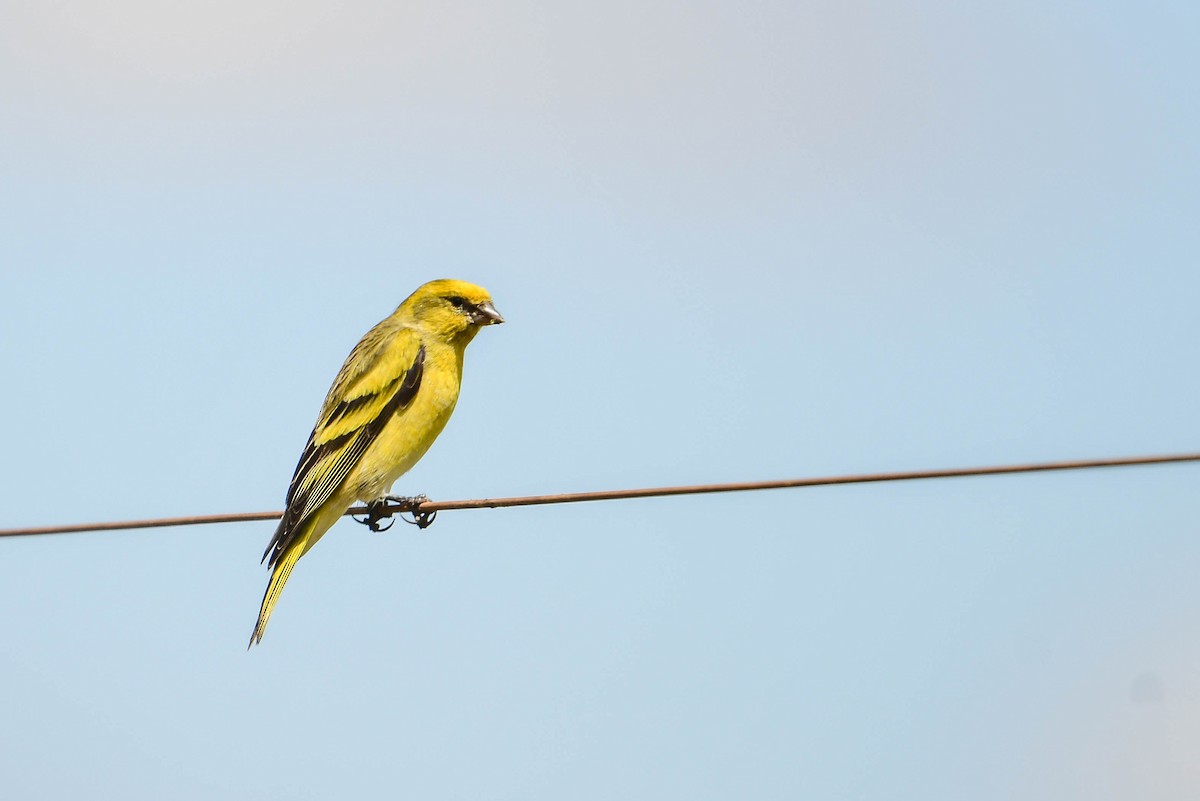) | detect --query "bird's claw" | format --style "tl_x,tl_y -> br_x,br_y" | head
352,494 -> 437,531
387,494 -> 438,529
404,508 -> 438,529
353,498 -> 398,532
